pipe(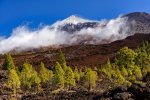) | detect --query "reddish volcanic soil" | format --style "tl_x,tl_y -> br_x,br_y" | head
0,33 -> 150,69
